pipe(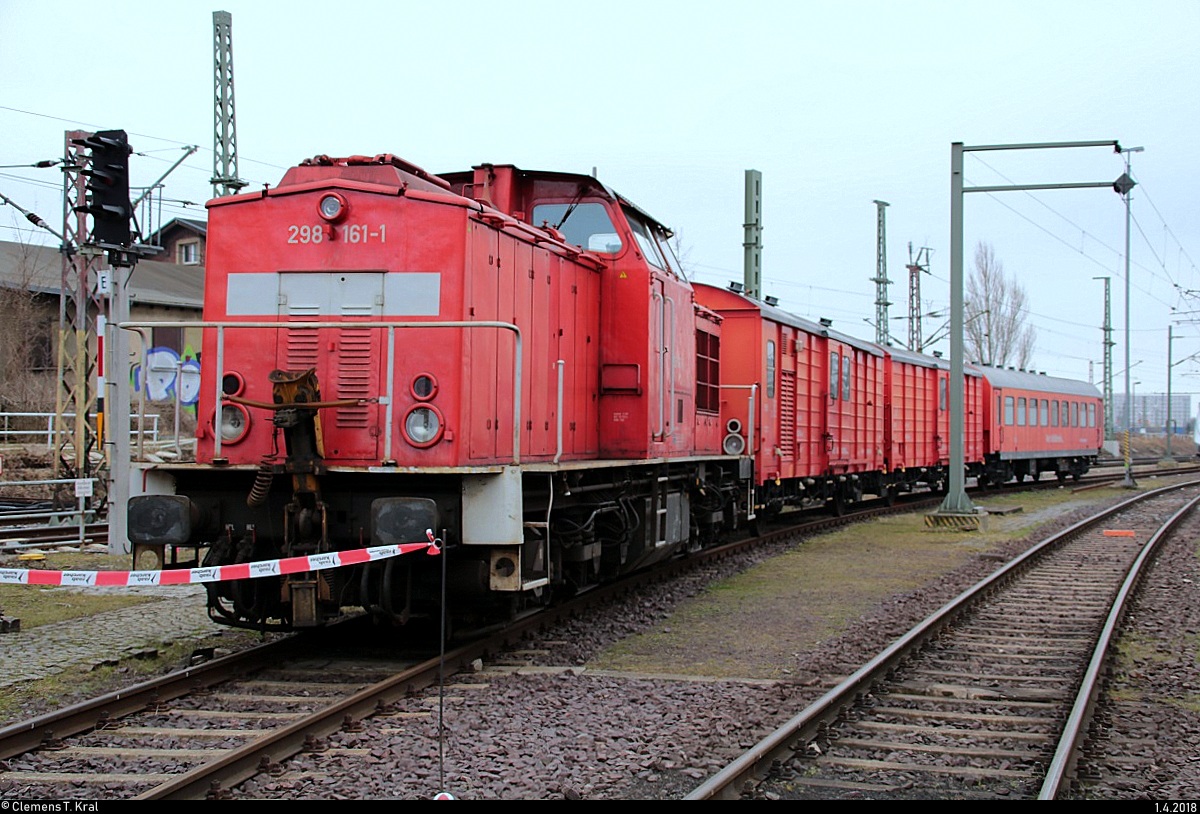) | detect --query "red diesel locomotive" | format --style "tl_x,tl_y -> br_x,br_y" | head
128,154 -> 745,633
126,152 -> 1101,635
